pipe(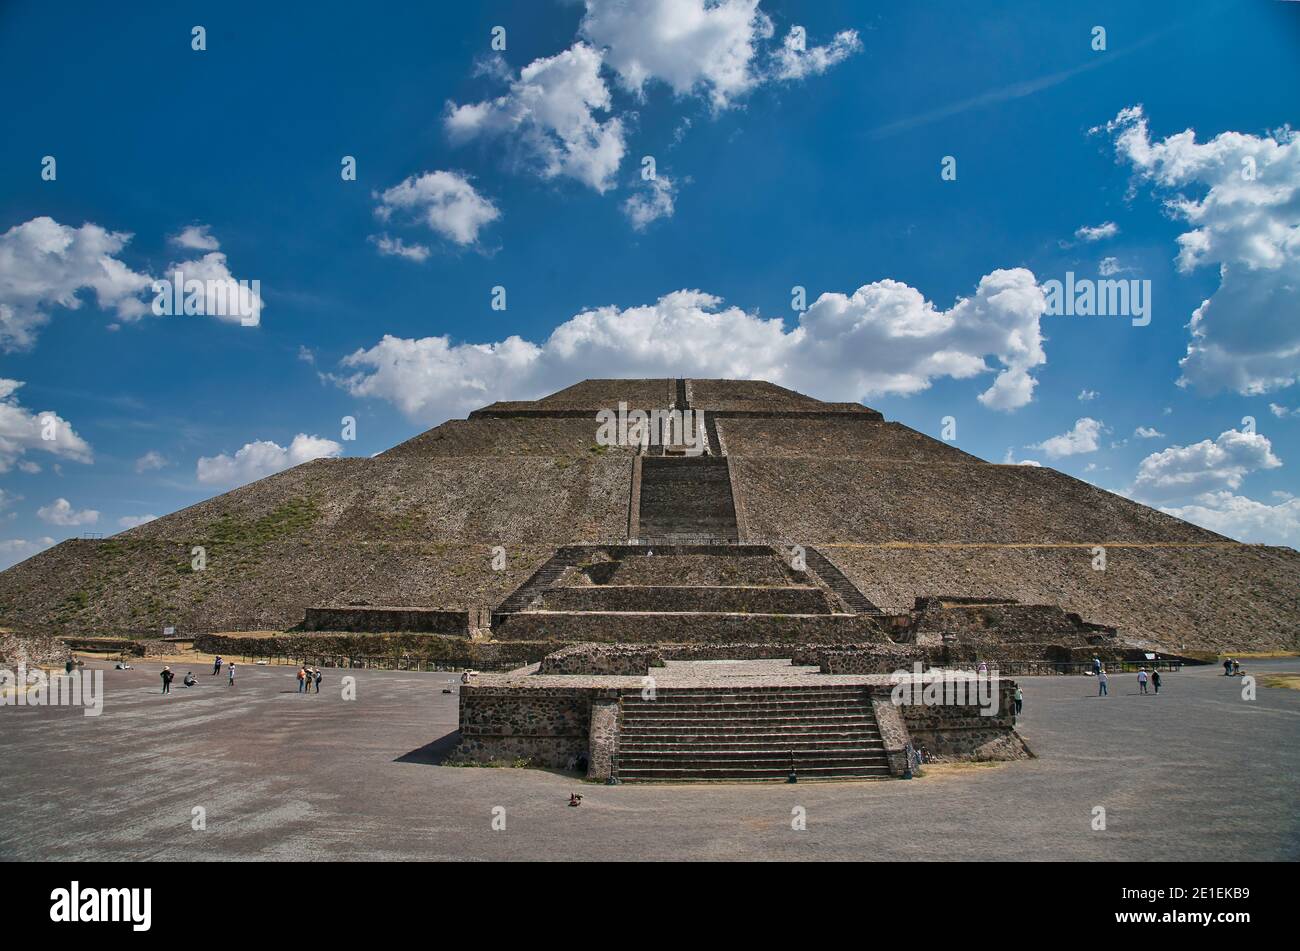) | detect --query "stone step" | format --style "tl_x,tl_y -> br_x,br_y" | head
621,715 -> 879,731
620,736 -> 881,751
622,701 -> 873,716
617,764 -> 894,782
622,693 -> 870,707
